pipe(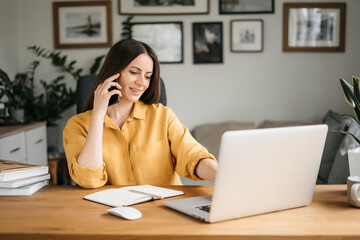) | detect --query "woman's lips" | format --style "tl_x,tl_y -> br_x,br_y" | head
130,87 -> 141,94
